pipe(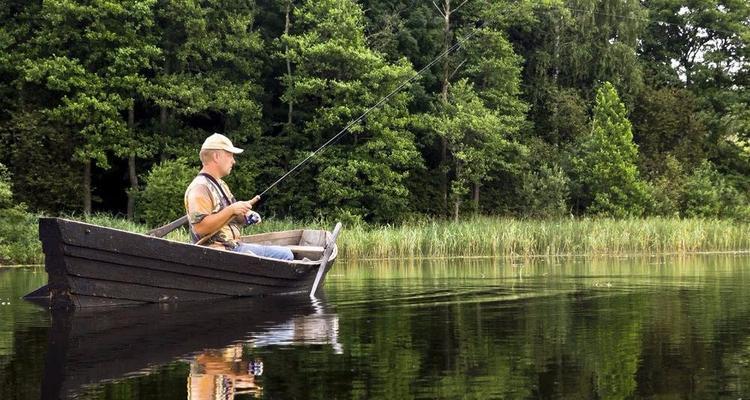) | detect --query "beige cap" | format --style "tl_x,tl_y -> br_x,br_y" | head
201,133 -> 244,154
